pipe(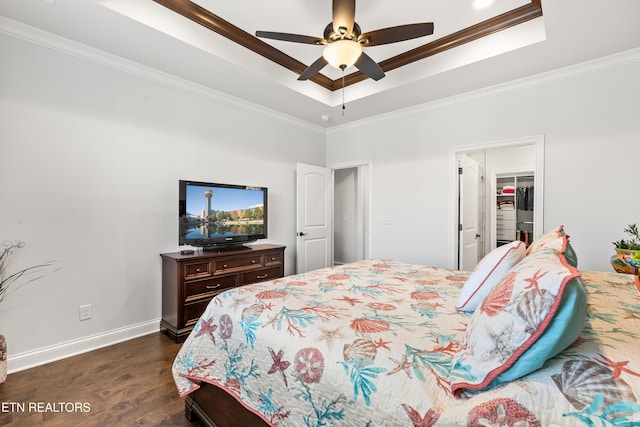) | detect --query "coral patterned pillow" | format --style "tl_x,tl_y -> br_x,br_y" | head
527,225 -> 578,267
449,247 -> 583,396
457,241 -> 526,312
526,225 -> 568,255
